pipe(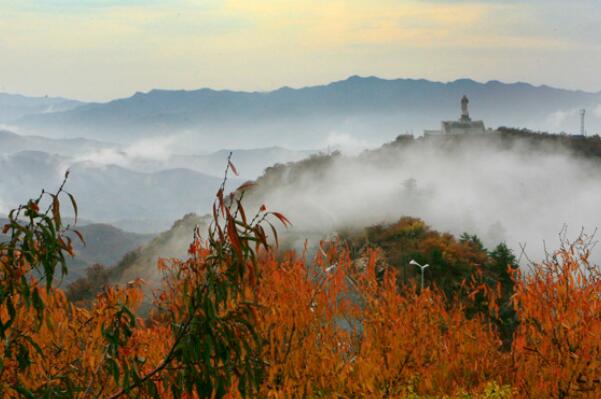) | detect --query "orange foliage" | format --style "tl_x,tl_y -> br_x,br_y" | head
0,281 -> 156,397
511,245 -> 601,398
252,245 -> 511,398
2,225 -> 601,397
